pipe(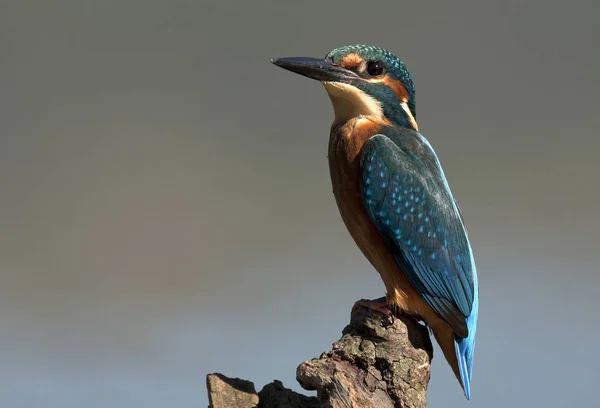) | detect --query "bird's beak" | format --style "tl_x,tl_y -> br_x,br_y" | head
270,57 -> 358,83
